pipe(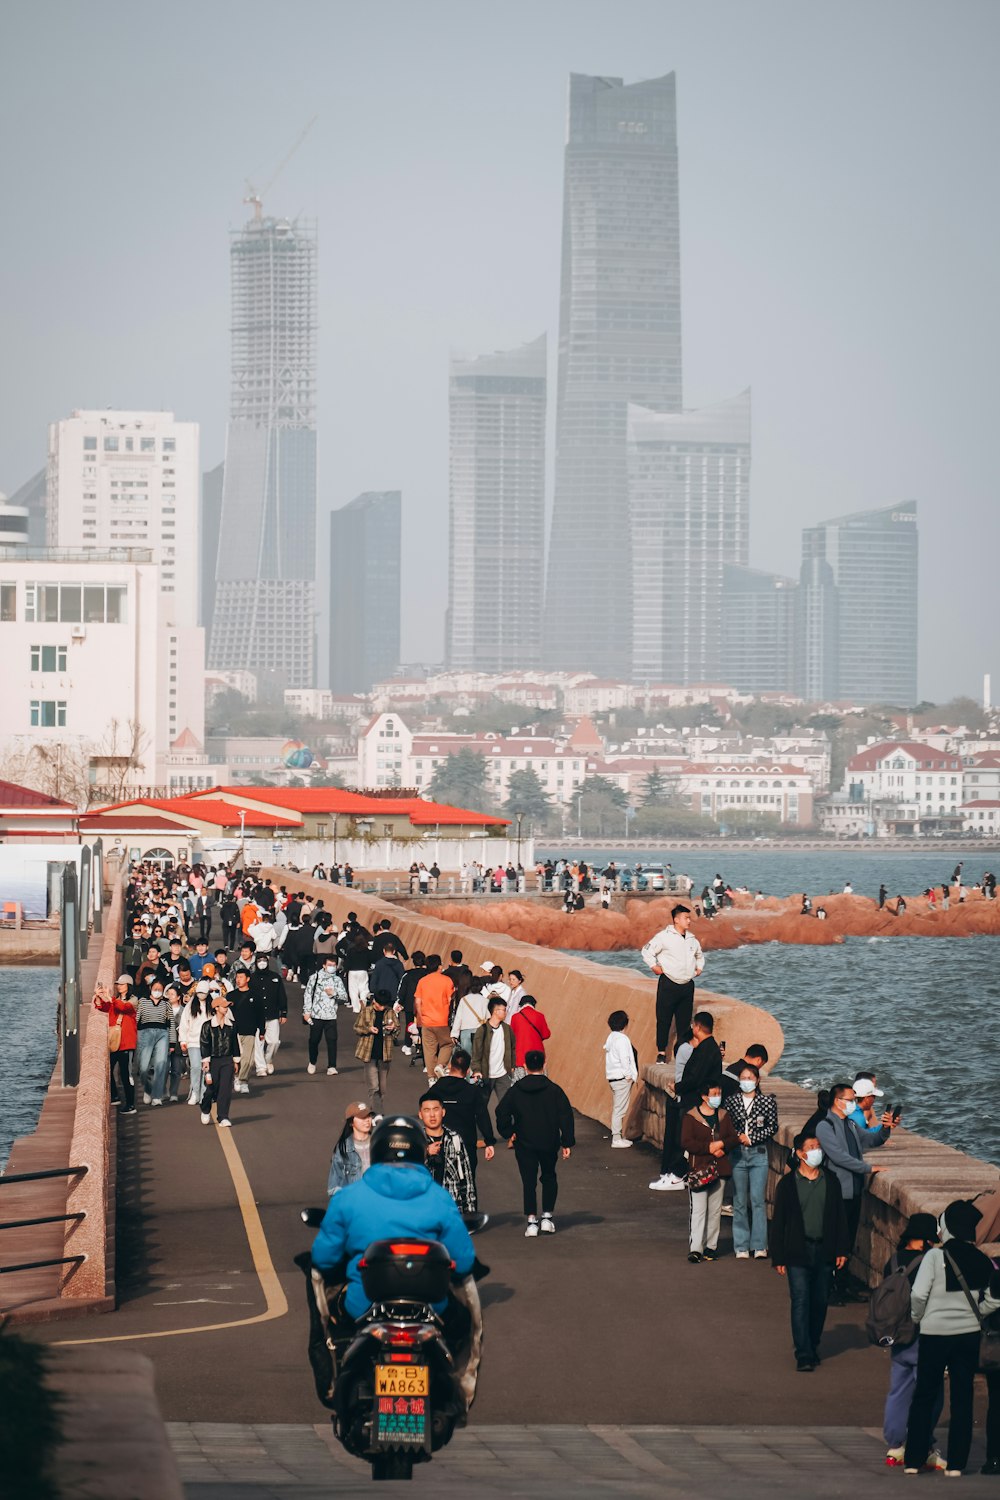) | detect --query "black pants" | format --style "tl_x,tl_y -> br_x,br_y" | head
197,913 -> 211,942
514,1143 -> 558,1217
109,1048 -> 134,1109
223,919 -> 239,949
659,1095 -> 687,1176
904,1331 -> 992,1472
834,1193 -> 863,1291
655,976 -> 694,1054
204,1058 -> 235,1122
308,1018 -> 338,1068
